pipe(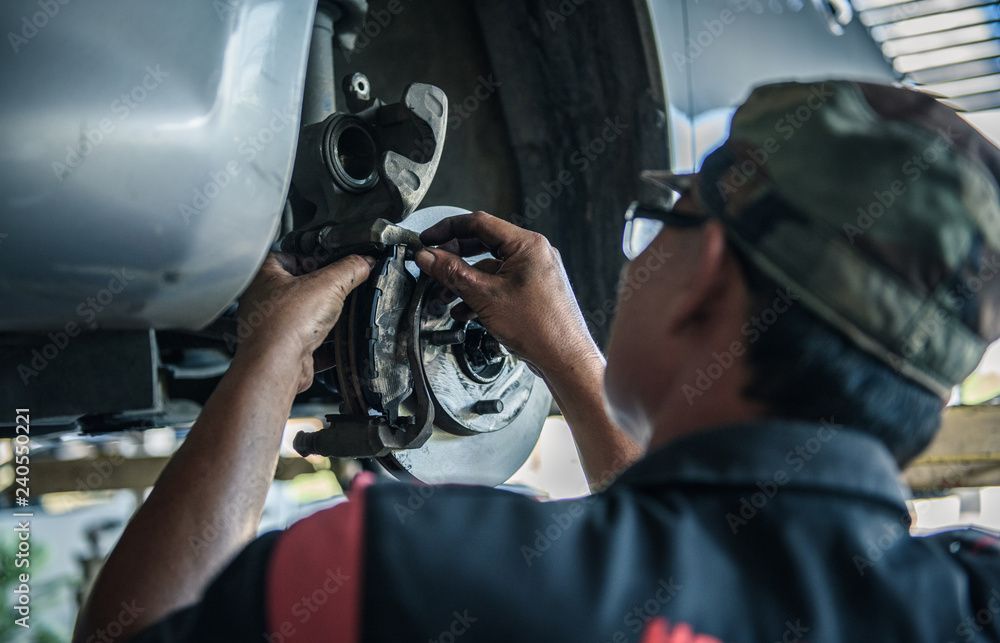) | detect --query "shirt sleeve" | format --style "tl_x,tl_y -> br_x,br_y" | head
127,532 -> 281,642
128,474 -> 371,643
